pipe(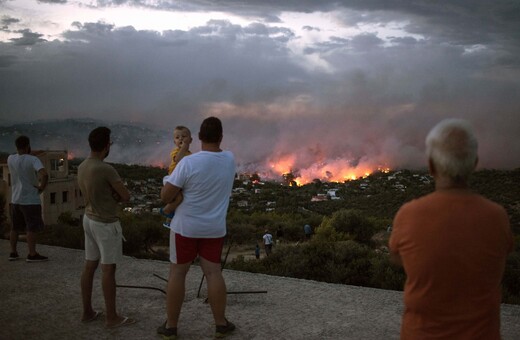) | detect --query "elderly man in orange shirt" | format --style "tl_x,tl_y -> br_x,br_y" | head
389,118 -> 514,340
